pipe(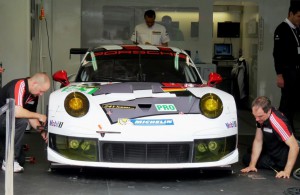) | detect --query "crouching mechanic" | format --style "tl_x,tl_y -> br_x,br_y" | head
0,72 -> 50,172
241,96 -> 299,179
